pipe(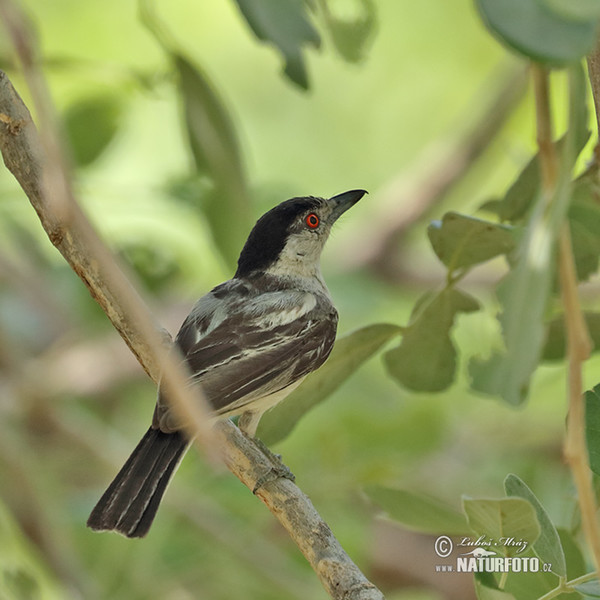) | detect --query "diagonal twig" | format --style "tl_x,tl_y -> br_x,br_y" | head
0,6 -> 384,597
